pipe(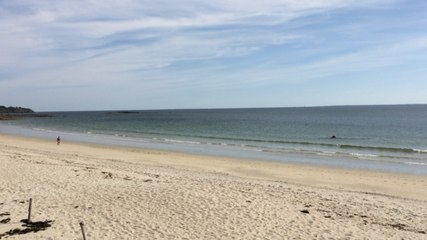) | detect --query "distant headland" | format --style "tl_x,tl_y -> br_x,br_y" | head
0,106 -> 34,114
0,106 -> 49,120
